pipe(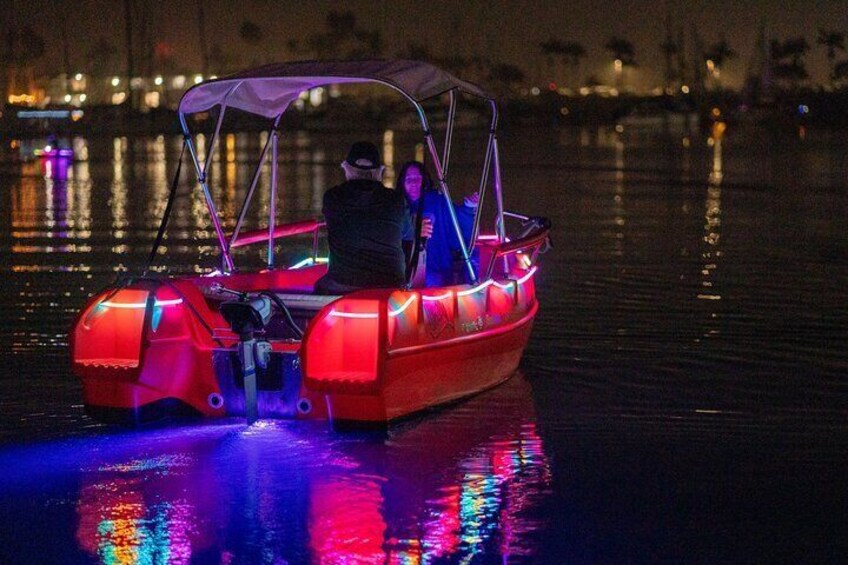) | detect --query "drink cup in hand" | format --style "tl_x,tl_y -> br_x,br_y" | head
421,214 -> 434,239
